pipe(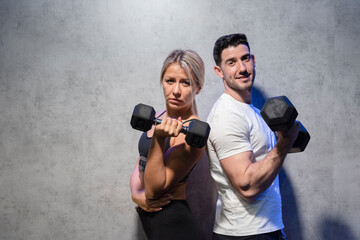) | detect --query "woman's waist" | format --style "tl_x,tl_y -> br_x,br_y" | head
167,182 -> 187,200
